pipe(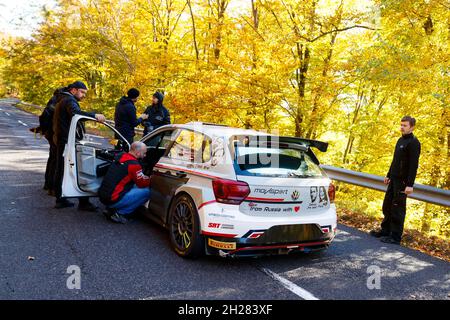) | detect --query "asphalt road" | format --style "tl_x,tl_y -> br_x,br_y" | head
0,98 -> 448,300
